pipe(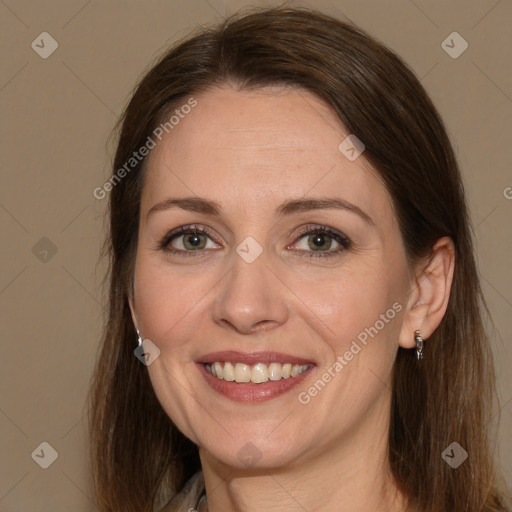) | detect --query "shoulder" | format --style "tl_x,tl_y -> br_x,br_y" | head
159,471 -> 205,512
